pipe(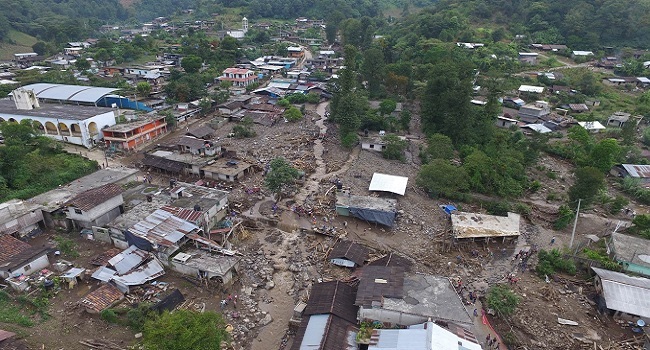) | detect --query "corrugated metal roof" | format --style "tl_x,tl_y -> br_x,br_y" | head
369,321 -> 482,350
108,245 -> 149,274
21,83 -> 119,103
622,164 -> 650,178
79,283 -> 124,313
369,173 -> 409,196
129,209 -> 200,247
328,241 -> 370,267
112,258 -> 165,286
592,267 -> 650,318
